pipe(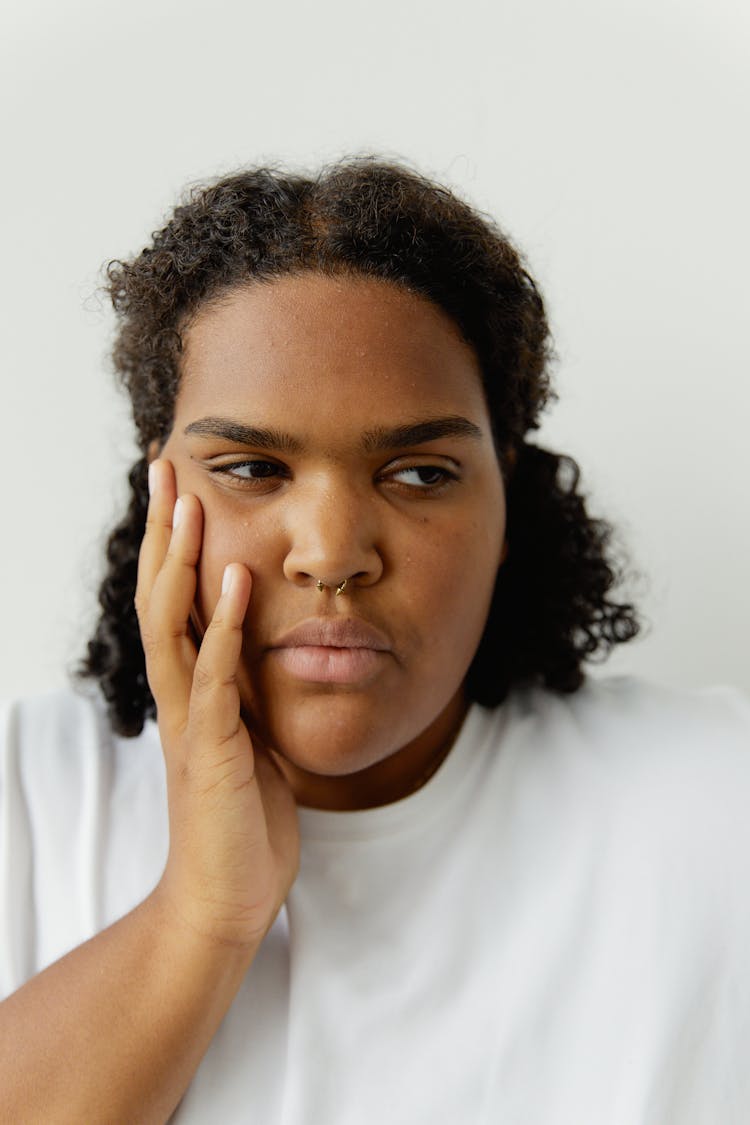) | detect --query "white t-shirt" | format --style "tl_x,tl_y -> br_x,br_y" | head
2,675 -> 750,1124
